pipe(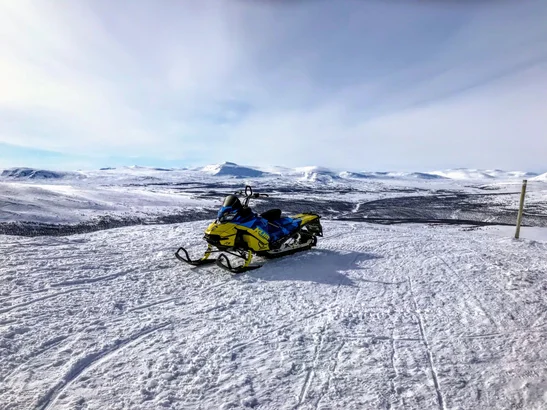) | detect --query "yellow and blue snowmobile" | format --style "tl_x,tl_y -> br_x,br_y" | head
175,186 -> 323,274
